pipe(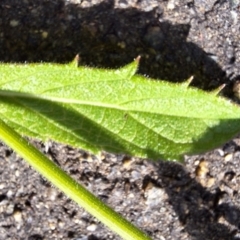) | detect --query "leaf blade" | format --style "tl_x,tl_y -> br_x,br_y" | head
1,59 -> 240,161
